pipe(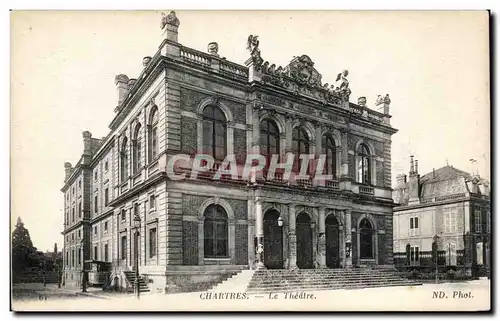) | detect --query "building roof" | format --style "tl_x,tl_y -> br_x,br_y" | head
419,165 -> 471,185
